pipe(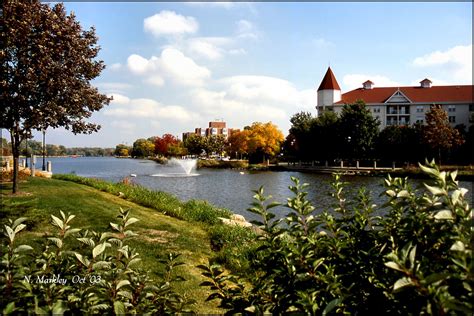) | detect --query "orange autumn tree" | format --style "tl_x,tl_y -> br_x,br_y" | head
423,105 -> 464,164
228,130 -> 250,159
246,122 -> 285,164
